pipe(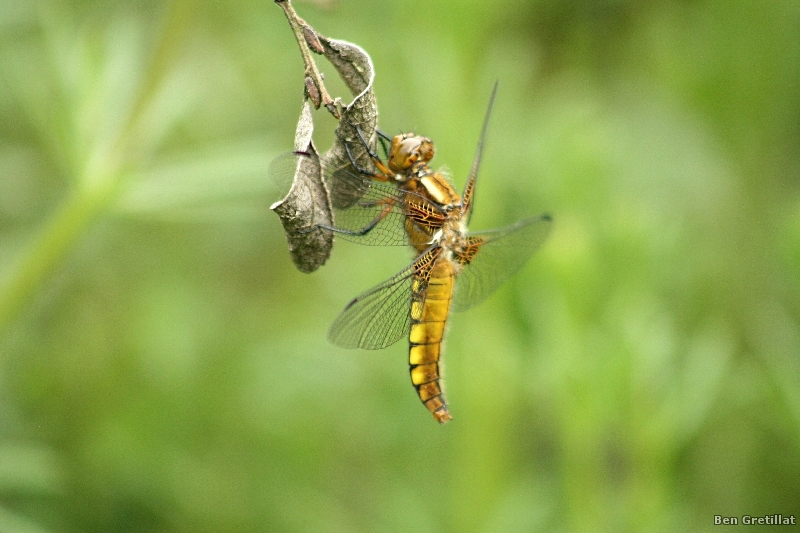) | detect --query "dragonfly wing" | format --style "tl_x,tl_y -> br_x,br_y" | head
462,82 -> 498,224
452,215 -> 552,313
322,158 -> 412,246
271,151 -> 410,246
273,150 -> 449,248
329,247 -> 441,350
